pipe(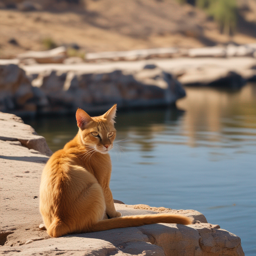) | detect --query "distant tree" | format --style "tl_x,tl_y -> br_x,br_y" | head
176,0 -> 238,36
197,0 -> 238,35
